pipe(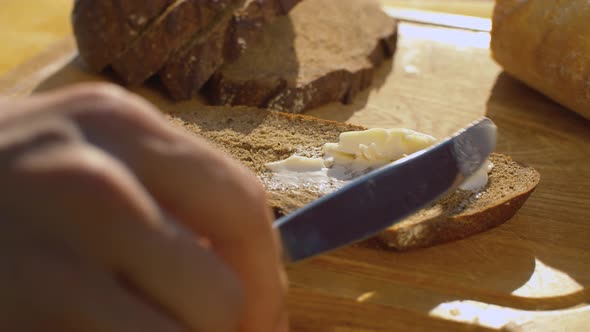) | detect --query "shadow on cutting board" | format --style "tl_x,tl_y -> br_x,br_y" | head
33,56 -> 272,134
303,57 -> 395,123
484,72 -> 590,298
35,54 -> 275,132
291,234 -> 536,312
